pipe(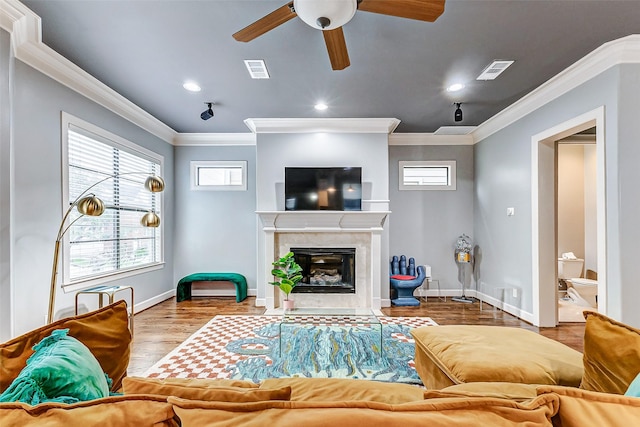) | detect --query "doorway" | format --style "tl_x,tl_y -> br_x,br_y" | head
531,107 -> 607,327
557,132 -> 597,322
